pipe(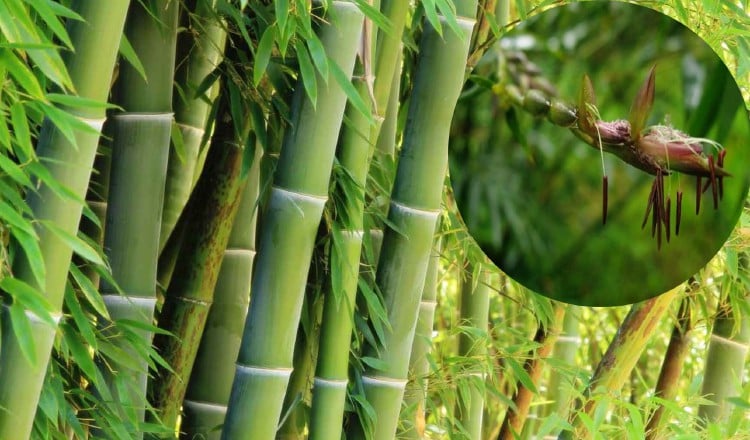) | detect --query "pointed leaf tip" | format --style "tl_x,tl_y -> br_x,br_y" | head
629,66 -> 656,138
578,74 -> 597,132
